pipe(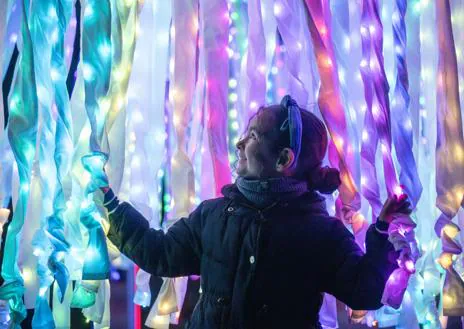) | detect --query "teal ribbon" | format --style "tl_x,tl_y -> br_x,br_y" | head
1,0 -> 38,326
80,152 -> 110,280
80,0 -> 112,282
47,0 -> 75,303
